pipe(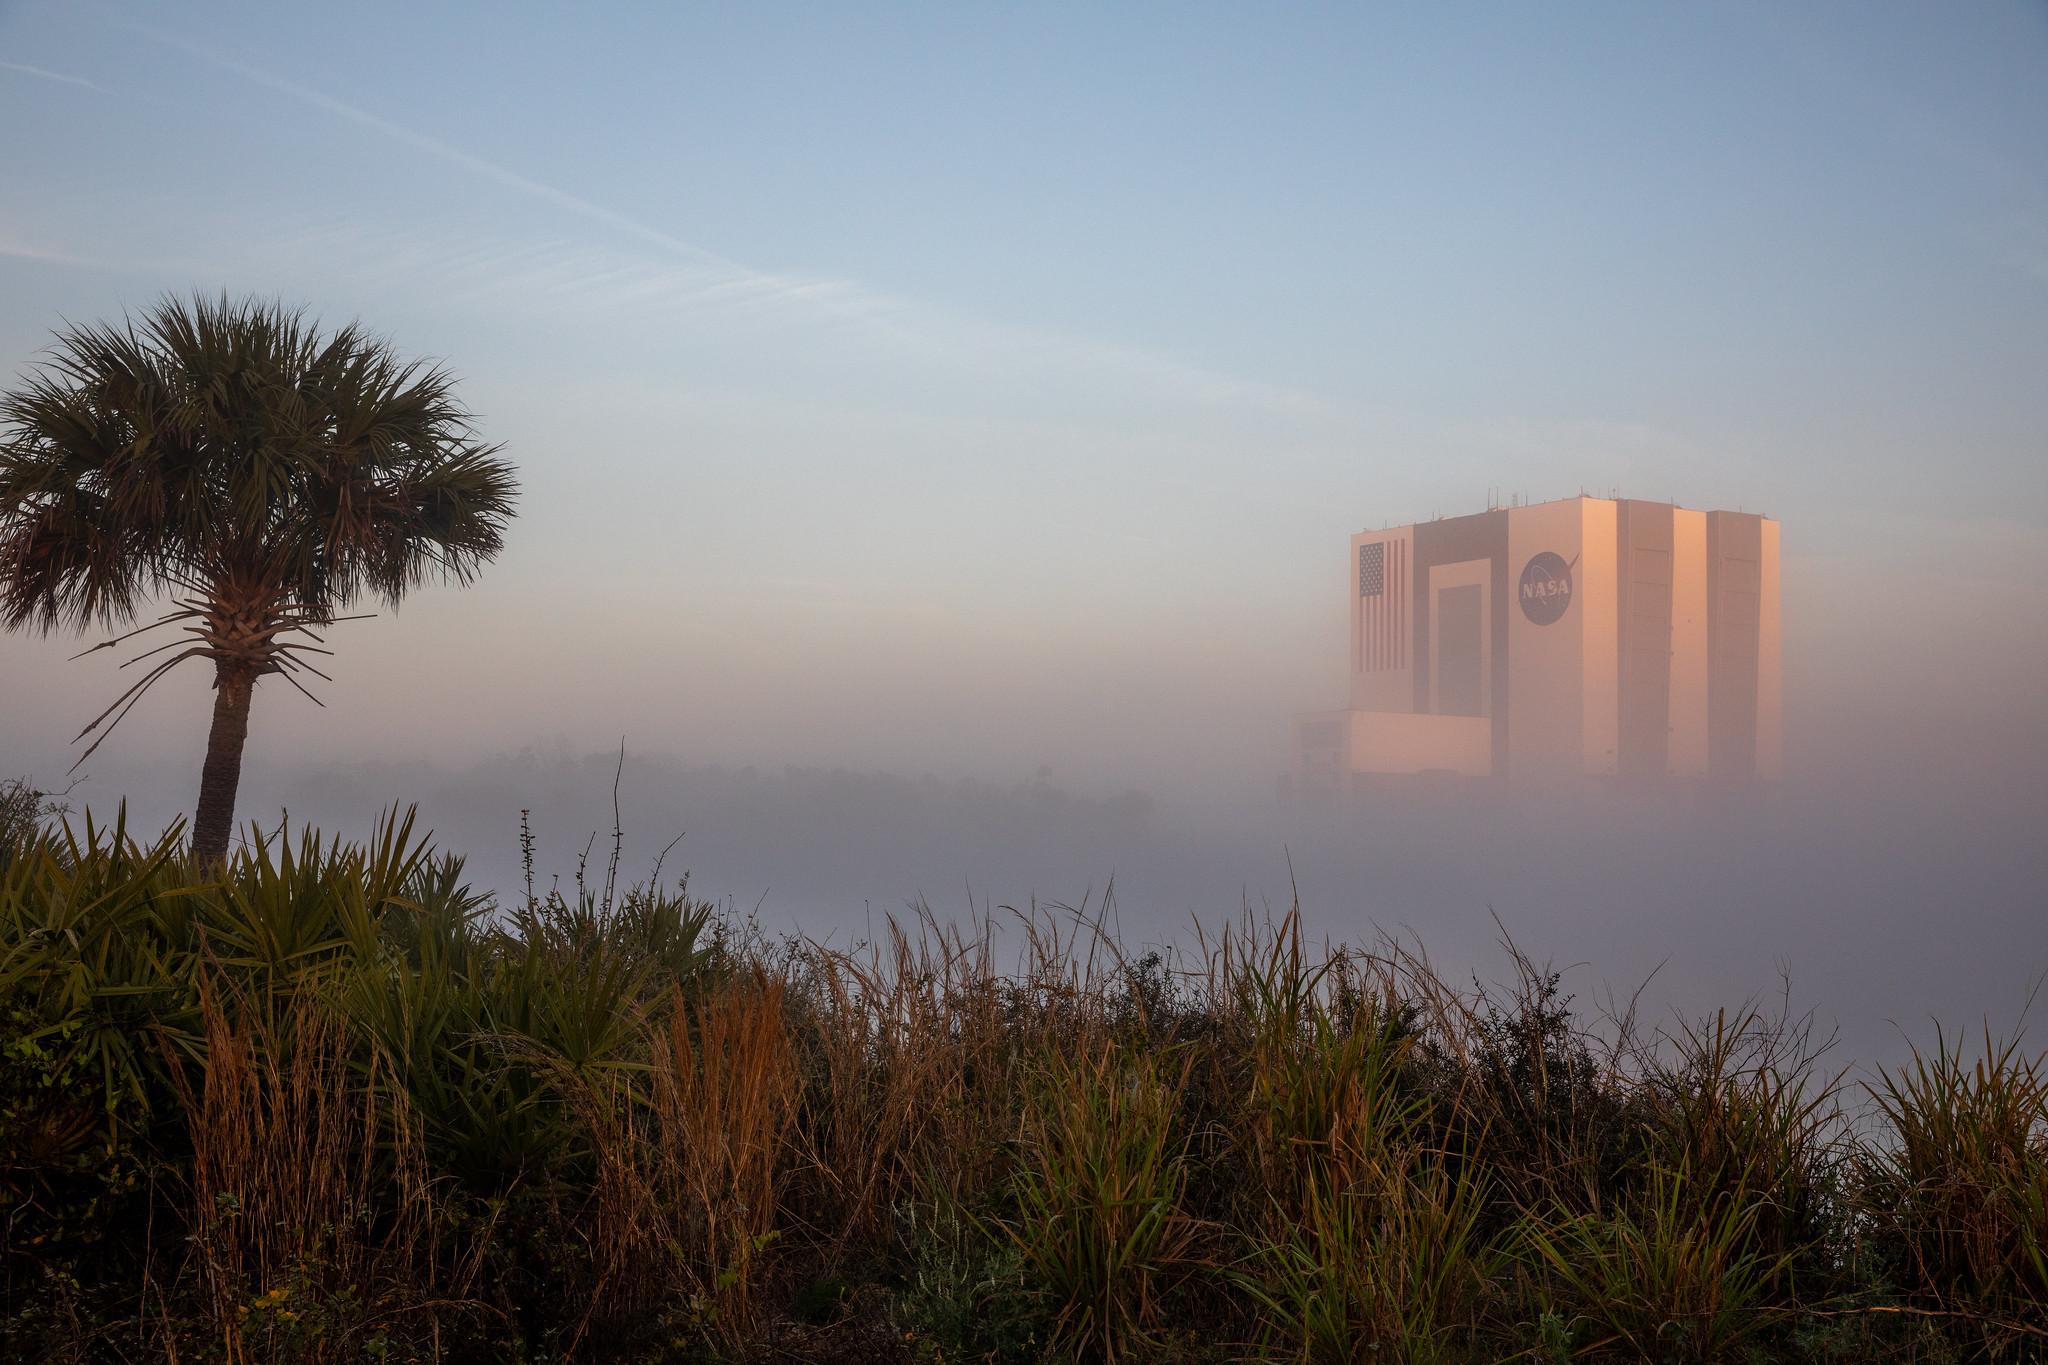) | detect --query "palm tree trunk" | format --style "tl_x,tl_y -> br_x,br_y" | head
191,662 -> 258,868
